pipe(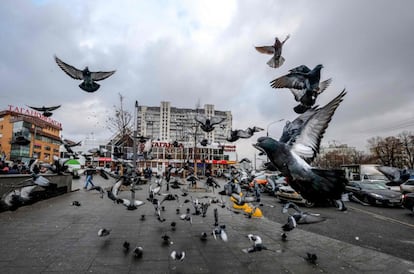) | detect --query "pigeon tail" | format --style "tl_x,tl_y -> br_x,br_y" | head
267,56 -> 285,68
293,104 -> 310,114
79,82 -> 100,92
